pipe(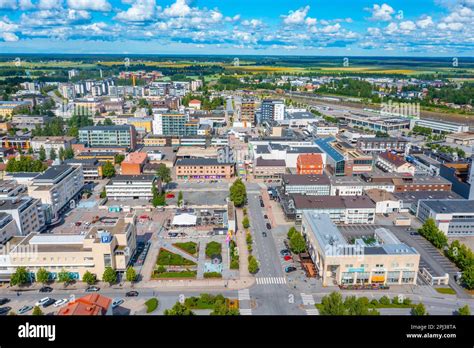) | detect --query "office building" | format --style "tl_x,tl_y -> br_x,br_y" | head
105,175 -> 161,200
260,99 -> 285,124
152,112 -> 197,136
175,158 -> 235,180
253,158 -> 287,179
280,174 -> 331,196
78,125 -> 137,150
301,212 -> 419,286
0,214 -> 137,281
410,118 -> 469,134
296,154 -> 324,175
28,165 -> 84,218
417,199 -> 474,236
356,137 -> 408,153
